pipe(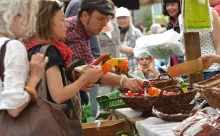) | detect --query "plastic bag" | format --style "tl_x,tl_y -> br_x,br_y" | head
173,107 -> 220,136
183,0 -> 213,32
82,97 -> 93,123
134,29 -> 184,59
